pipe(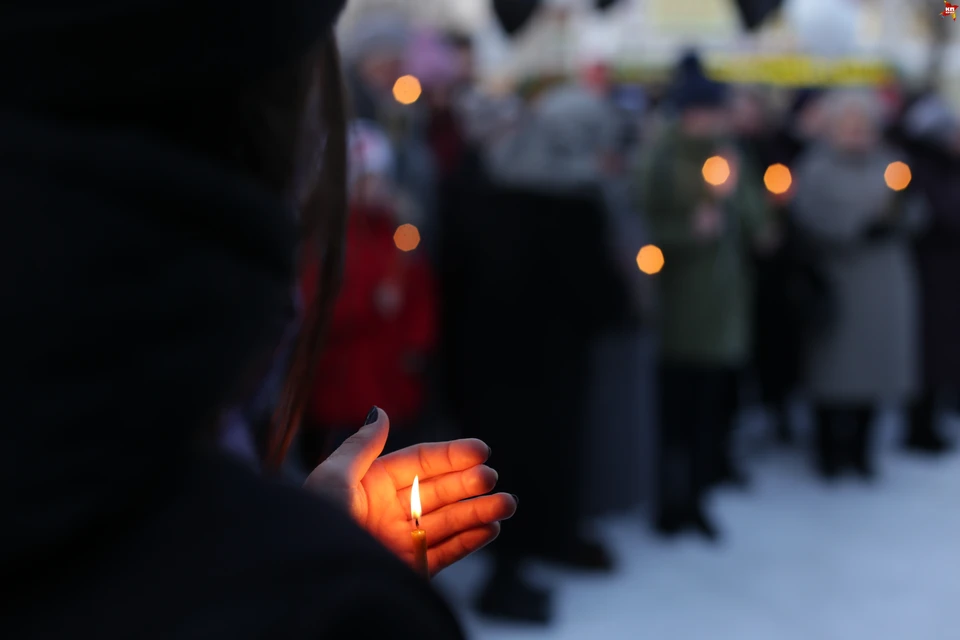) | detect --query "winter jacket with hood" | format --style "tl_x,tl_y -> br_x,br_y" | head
0,1 -> 463,638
